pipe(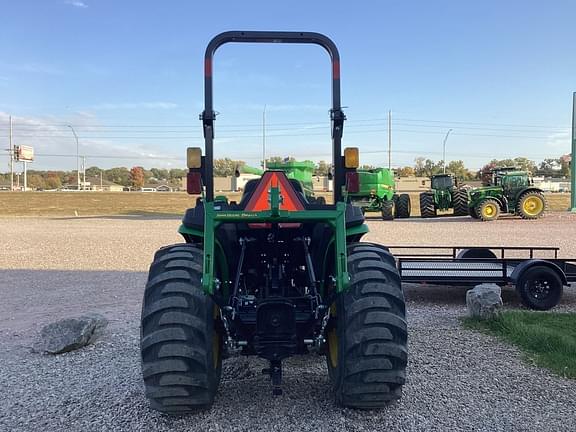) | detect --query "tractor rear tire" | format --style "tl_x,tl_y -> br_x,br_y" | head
452,188 -> 469,216
326,243 -> 407,409
516,191 -> 547,219
476,199 -> 500,221
395,194 -> 411,218
141,243 -> 222,414
419,193 -> 436,218
381,200 -> 394,221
